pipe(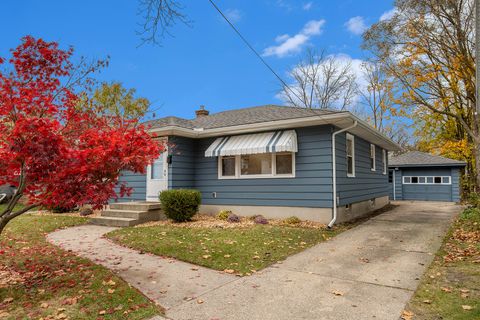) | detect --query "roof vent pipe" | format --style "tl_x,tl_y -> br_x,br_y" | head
195,105 -> 209,118
328,120 -> 358,229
